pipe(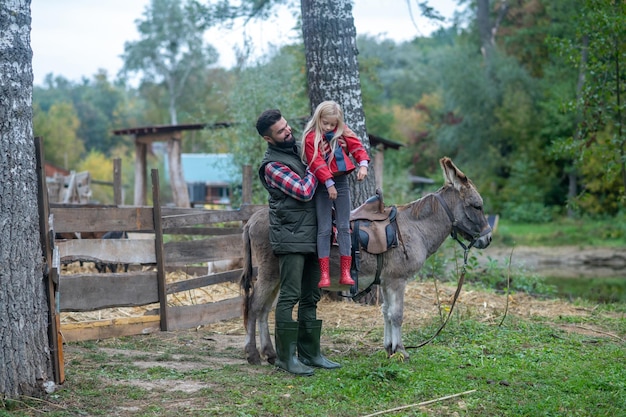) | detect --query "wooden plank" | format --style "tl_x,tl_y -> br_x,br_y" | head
59,272 -> 159,311
161,205 -> 265,229
164,234 -> 243,265
57,239 -> 156,264
51,206 -> 155,233
166,268 -> 246,294
166,297 -> 242,331
165,265 -> 207,275
61,316 -> 161,342
164,226 -> 243,236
